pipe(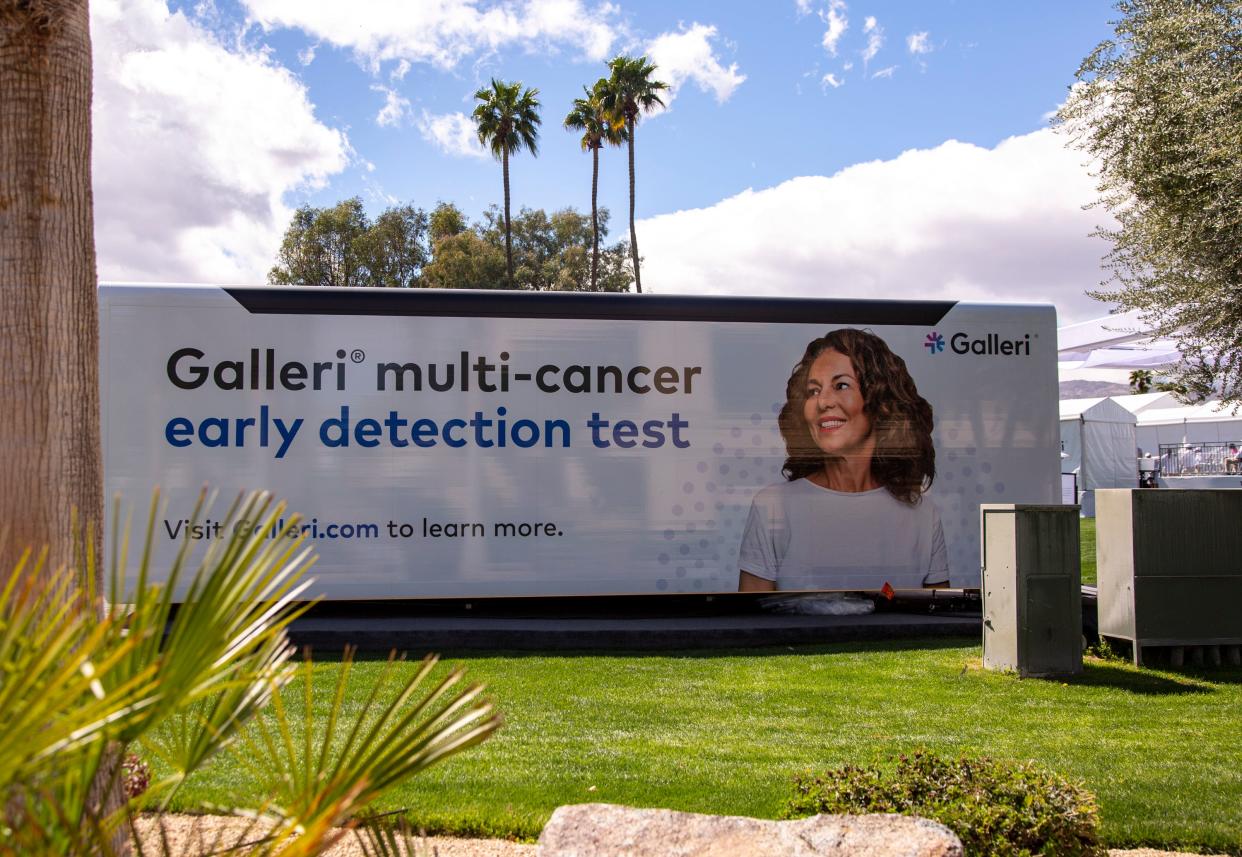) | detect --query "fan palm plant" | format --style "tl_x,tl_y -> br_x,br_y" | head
564,80 -> 626,292
600,55 -> 667,294
472,78 -> 541,287
0,489 -> 499,855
